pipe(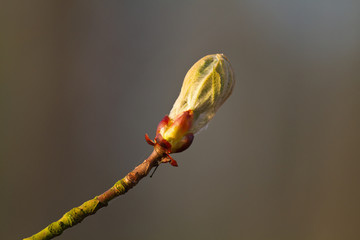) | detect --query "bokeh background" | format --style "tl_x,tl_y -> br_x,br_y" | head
2,1 -> 360,239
